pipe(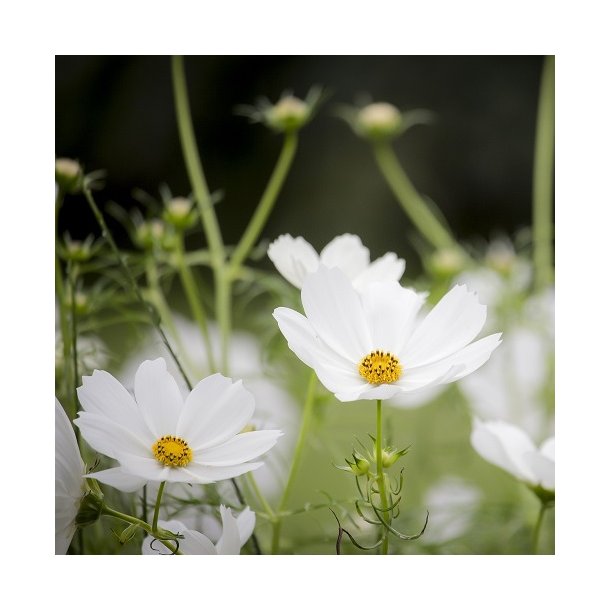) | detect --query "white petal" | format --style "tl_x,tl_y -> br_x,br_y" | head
77,369 -> 151,440
525,451 -> 555,490
319,234 -> 370,280
352,252 -> 405,291
177,375 -> 254,449
540,437 -> 555,461
215,506 -> 242,554
74,411 -> 151,460
301,266 -> 372,361
236,507 -> 256,547
184,461 -> 263,483
403,284 -> 487,367
85,467 -> 147,492
56,399 -> 85,554
336,383 -> 404,402
195,430 -> 282,465
470,420 -> 538,484
402,334 -> 502,387
134,358 -> 183,437
180,530 -> 218,555
268,234 -> 319,288
360,282 -> 425,355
